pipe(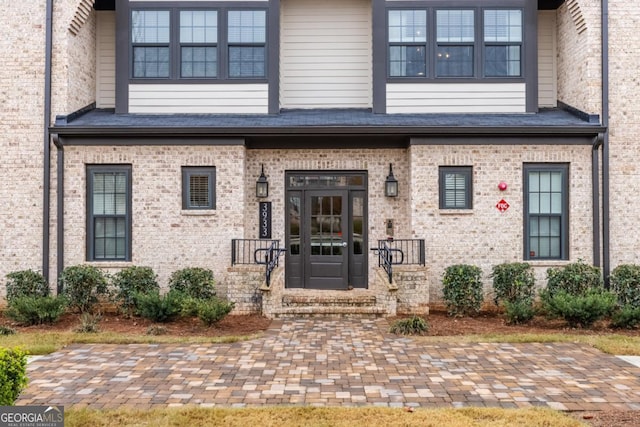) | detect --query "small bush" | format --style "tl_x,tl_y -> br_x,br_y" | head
0,347 -> 28,405
75,312 -> 102,333
179,294 -> 202,317
611,306 -> 640,329
491,262 -> 535,305
545,260 -> 602,300
610,264 -> 640,307
59,265 -> 109,313
5,270 -> 49,304
112,266 -> 159,316
442,264 -> 484,317
196,298 -> 235,327
135,291 -> 183,323
503,300 -> 536,325
389,315 -> 429,335
146,325 -> 167,336
543,289 -> 616,328
4,296 -> 67,326
0,326 -> 16,336
168,267 -> 216,300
